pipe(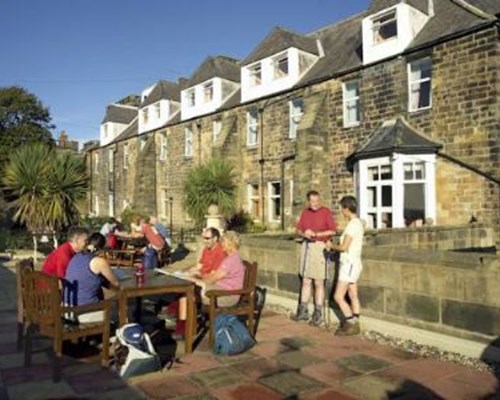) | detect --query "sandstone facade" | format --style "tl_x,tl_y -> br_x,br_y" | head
85,1 -> 500,245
